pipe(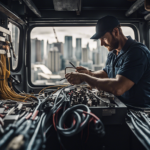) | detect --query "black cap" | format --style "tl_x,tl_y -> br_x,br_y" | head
90,15 -> 120,39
